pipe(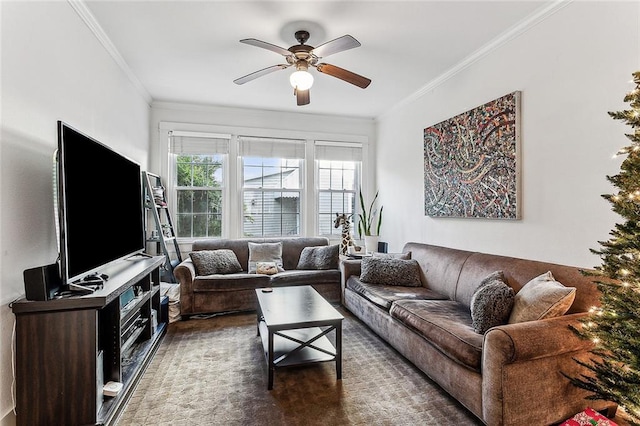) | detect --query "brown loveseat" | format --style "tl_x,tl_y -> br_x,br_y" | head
175,237 -> 341,317
341,242 -> 617,426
